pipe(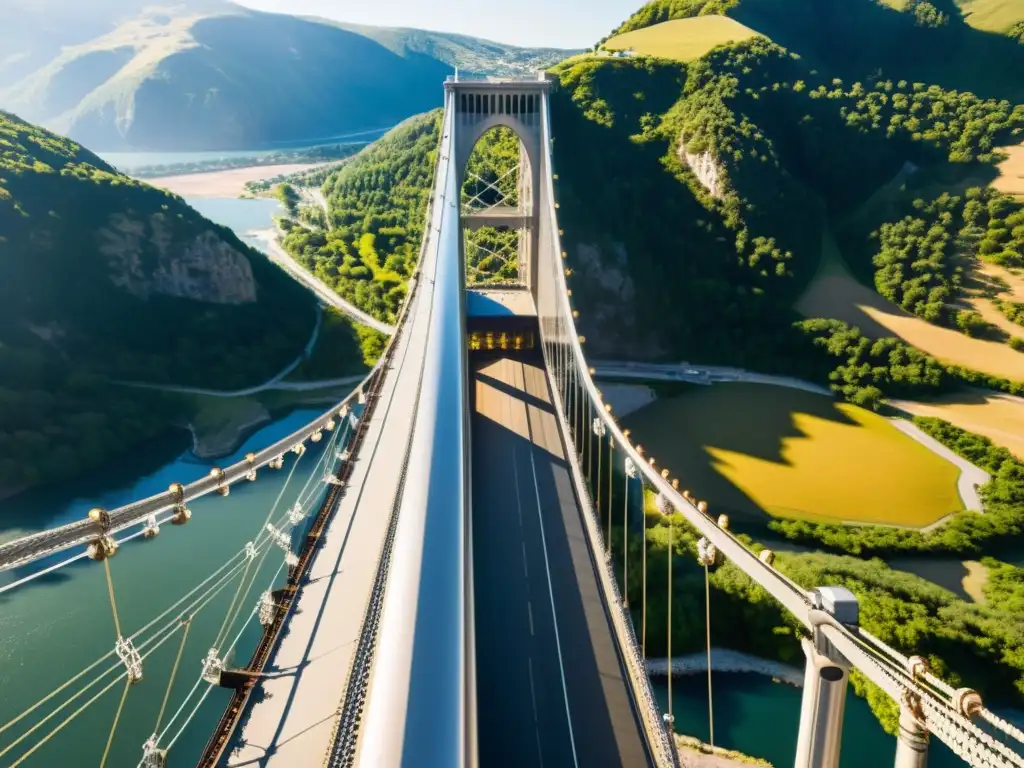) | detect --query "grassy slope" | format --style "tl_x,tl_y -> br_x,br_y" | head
604,16 -> 762,61
879,0 -> 1024,32
624,383 -> 962,526
795,227 -> 1024,381
995,143 -> 1024,197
